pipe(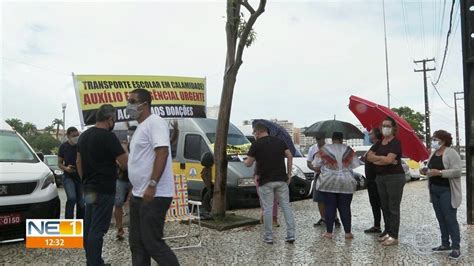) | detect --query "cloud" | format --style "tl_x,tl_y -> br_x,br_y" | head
1,1 -> 465,143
